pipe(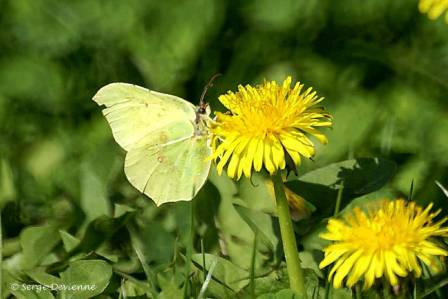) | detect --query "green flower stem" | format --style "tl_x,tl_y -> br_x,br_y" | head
272,172 -> 306,297
183,199 -> 195,299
